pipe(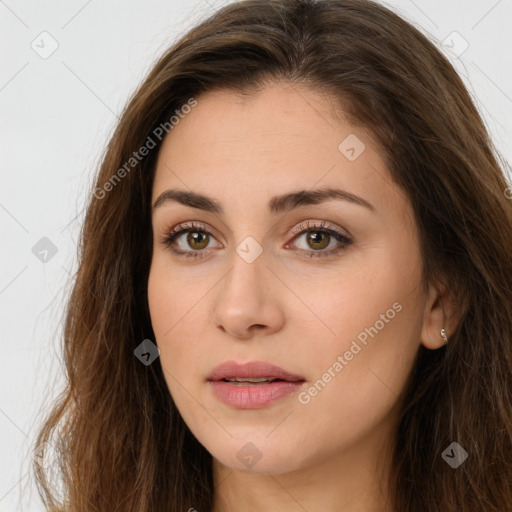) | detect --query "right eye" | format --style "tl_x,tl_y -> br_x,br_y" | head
161,221 -> 222,259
